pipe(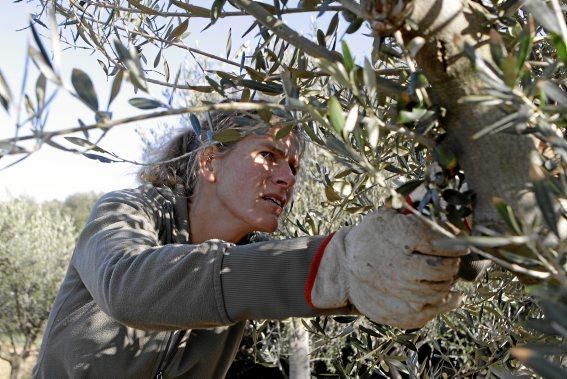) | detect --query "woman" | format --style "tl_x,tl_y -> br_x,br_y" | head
33,110 -> 465,378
